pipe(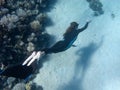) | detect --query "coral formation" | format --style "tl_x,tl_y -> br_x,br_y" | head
0,0 -> 5,5
30,20 -> 42,31
0,0 -> 57,89
25,83 -> 31,90
0,0 -> 52,64
12,83 -> 26,90
86,0 -> 104,16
